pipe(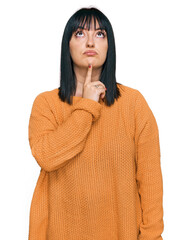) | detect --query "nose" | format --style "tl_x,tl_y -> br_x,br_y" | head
86,33 -> 95,47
